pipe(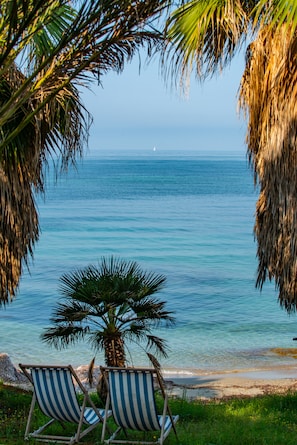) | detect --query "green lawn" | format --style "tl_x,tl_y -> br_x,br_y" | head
1,382 -> 297,444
